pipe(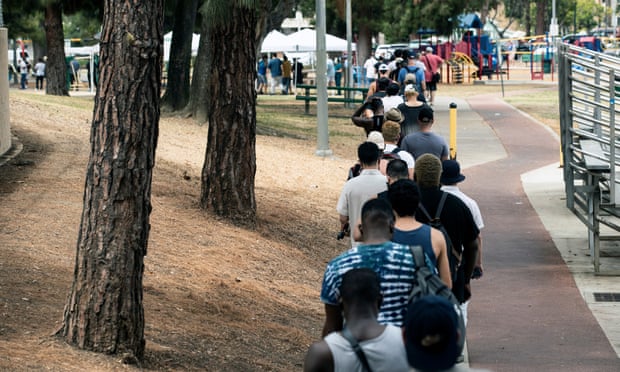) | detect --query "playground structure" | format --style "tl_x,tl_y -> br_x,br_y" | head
558,42 -> 620,274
